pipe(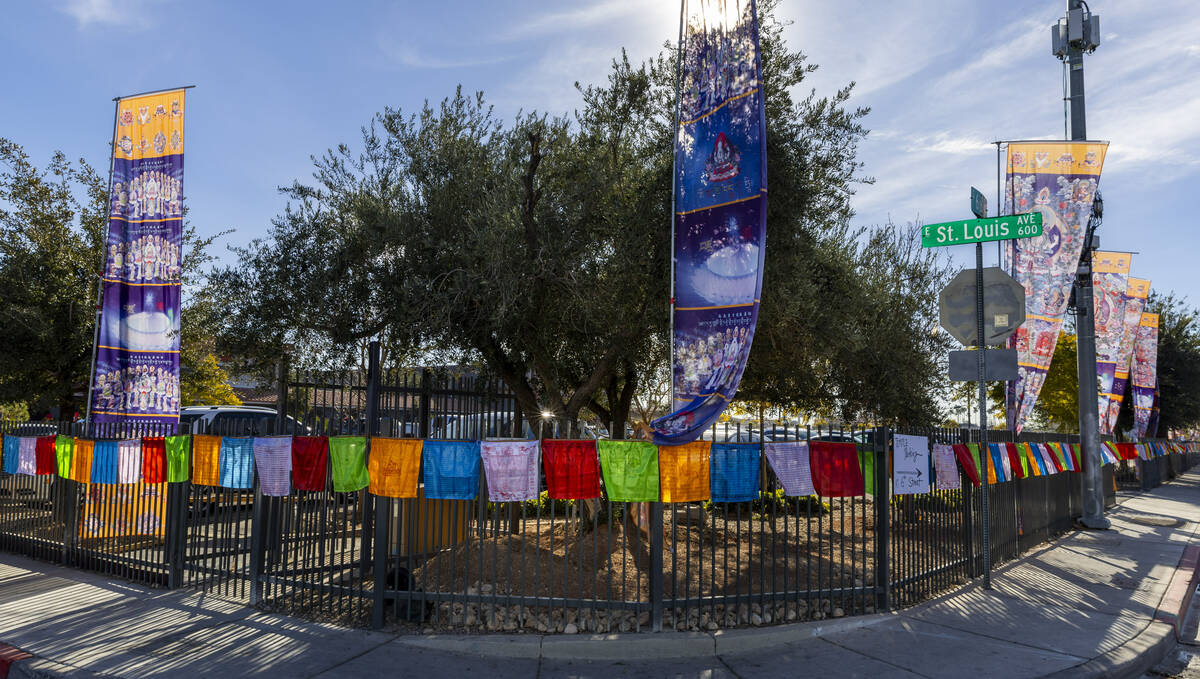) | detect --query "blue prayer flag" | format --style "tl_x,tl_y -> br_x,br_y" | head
423,440 -> 481,500
711,443 -> 760,502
